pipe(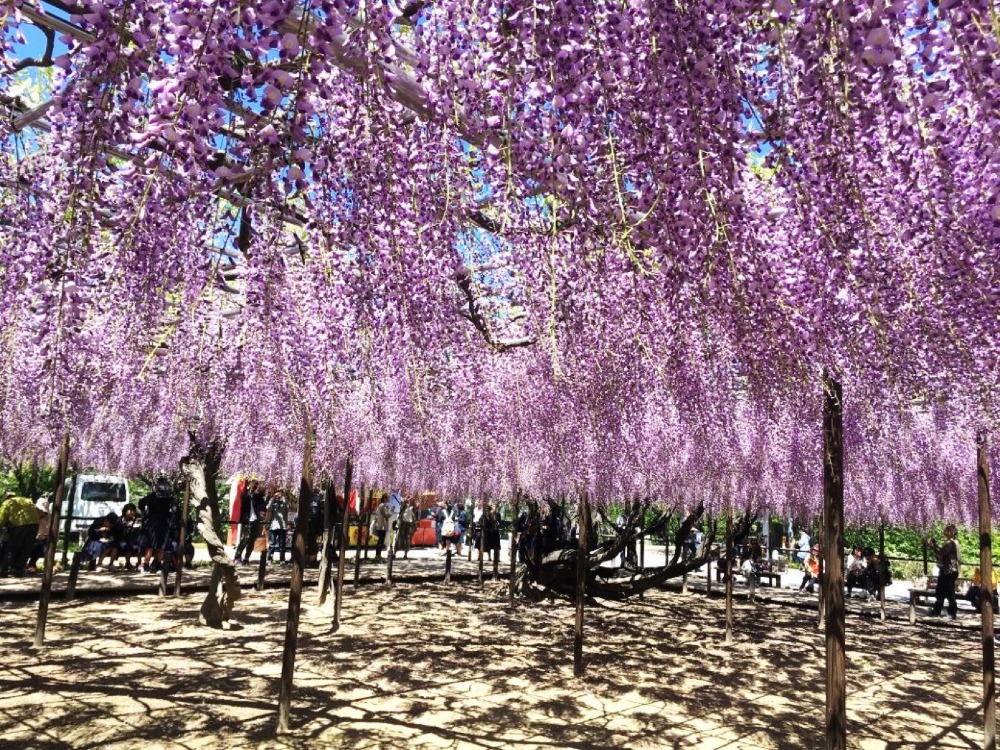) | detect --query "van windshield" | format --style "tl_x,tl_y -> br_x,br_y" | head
81,482 -> 126,503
